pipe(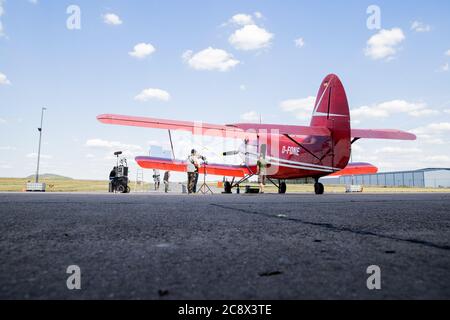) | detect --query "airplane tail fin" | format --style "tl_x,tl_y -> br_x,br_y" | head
310,74 -> 351,169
